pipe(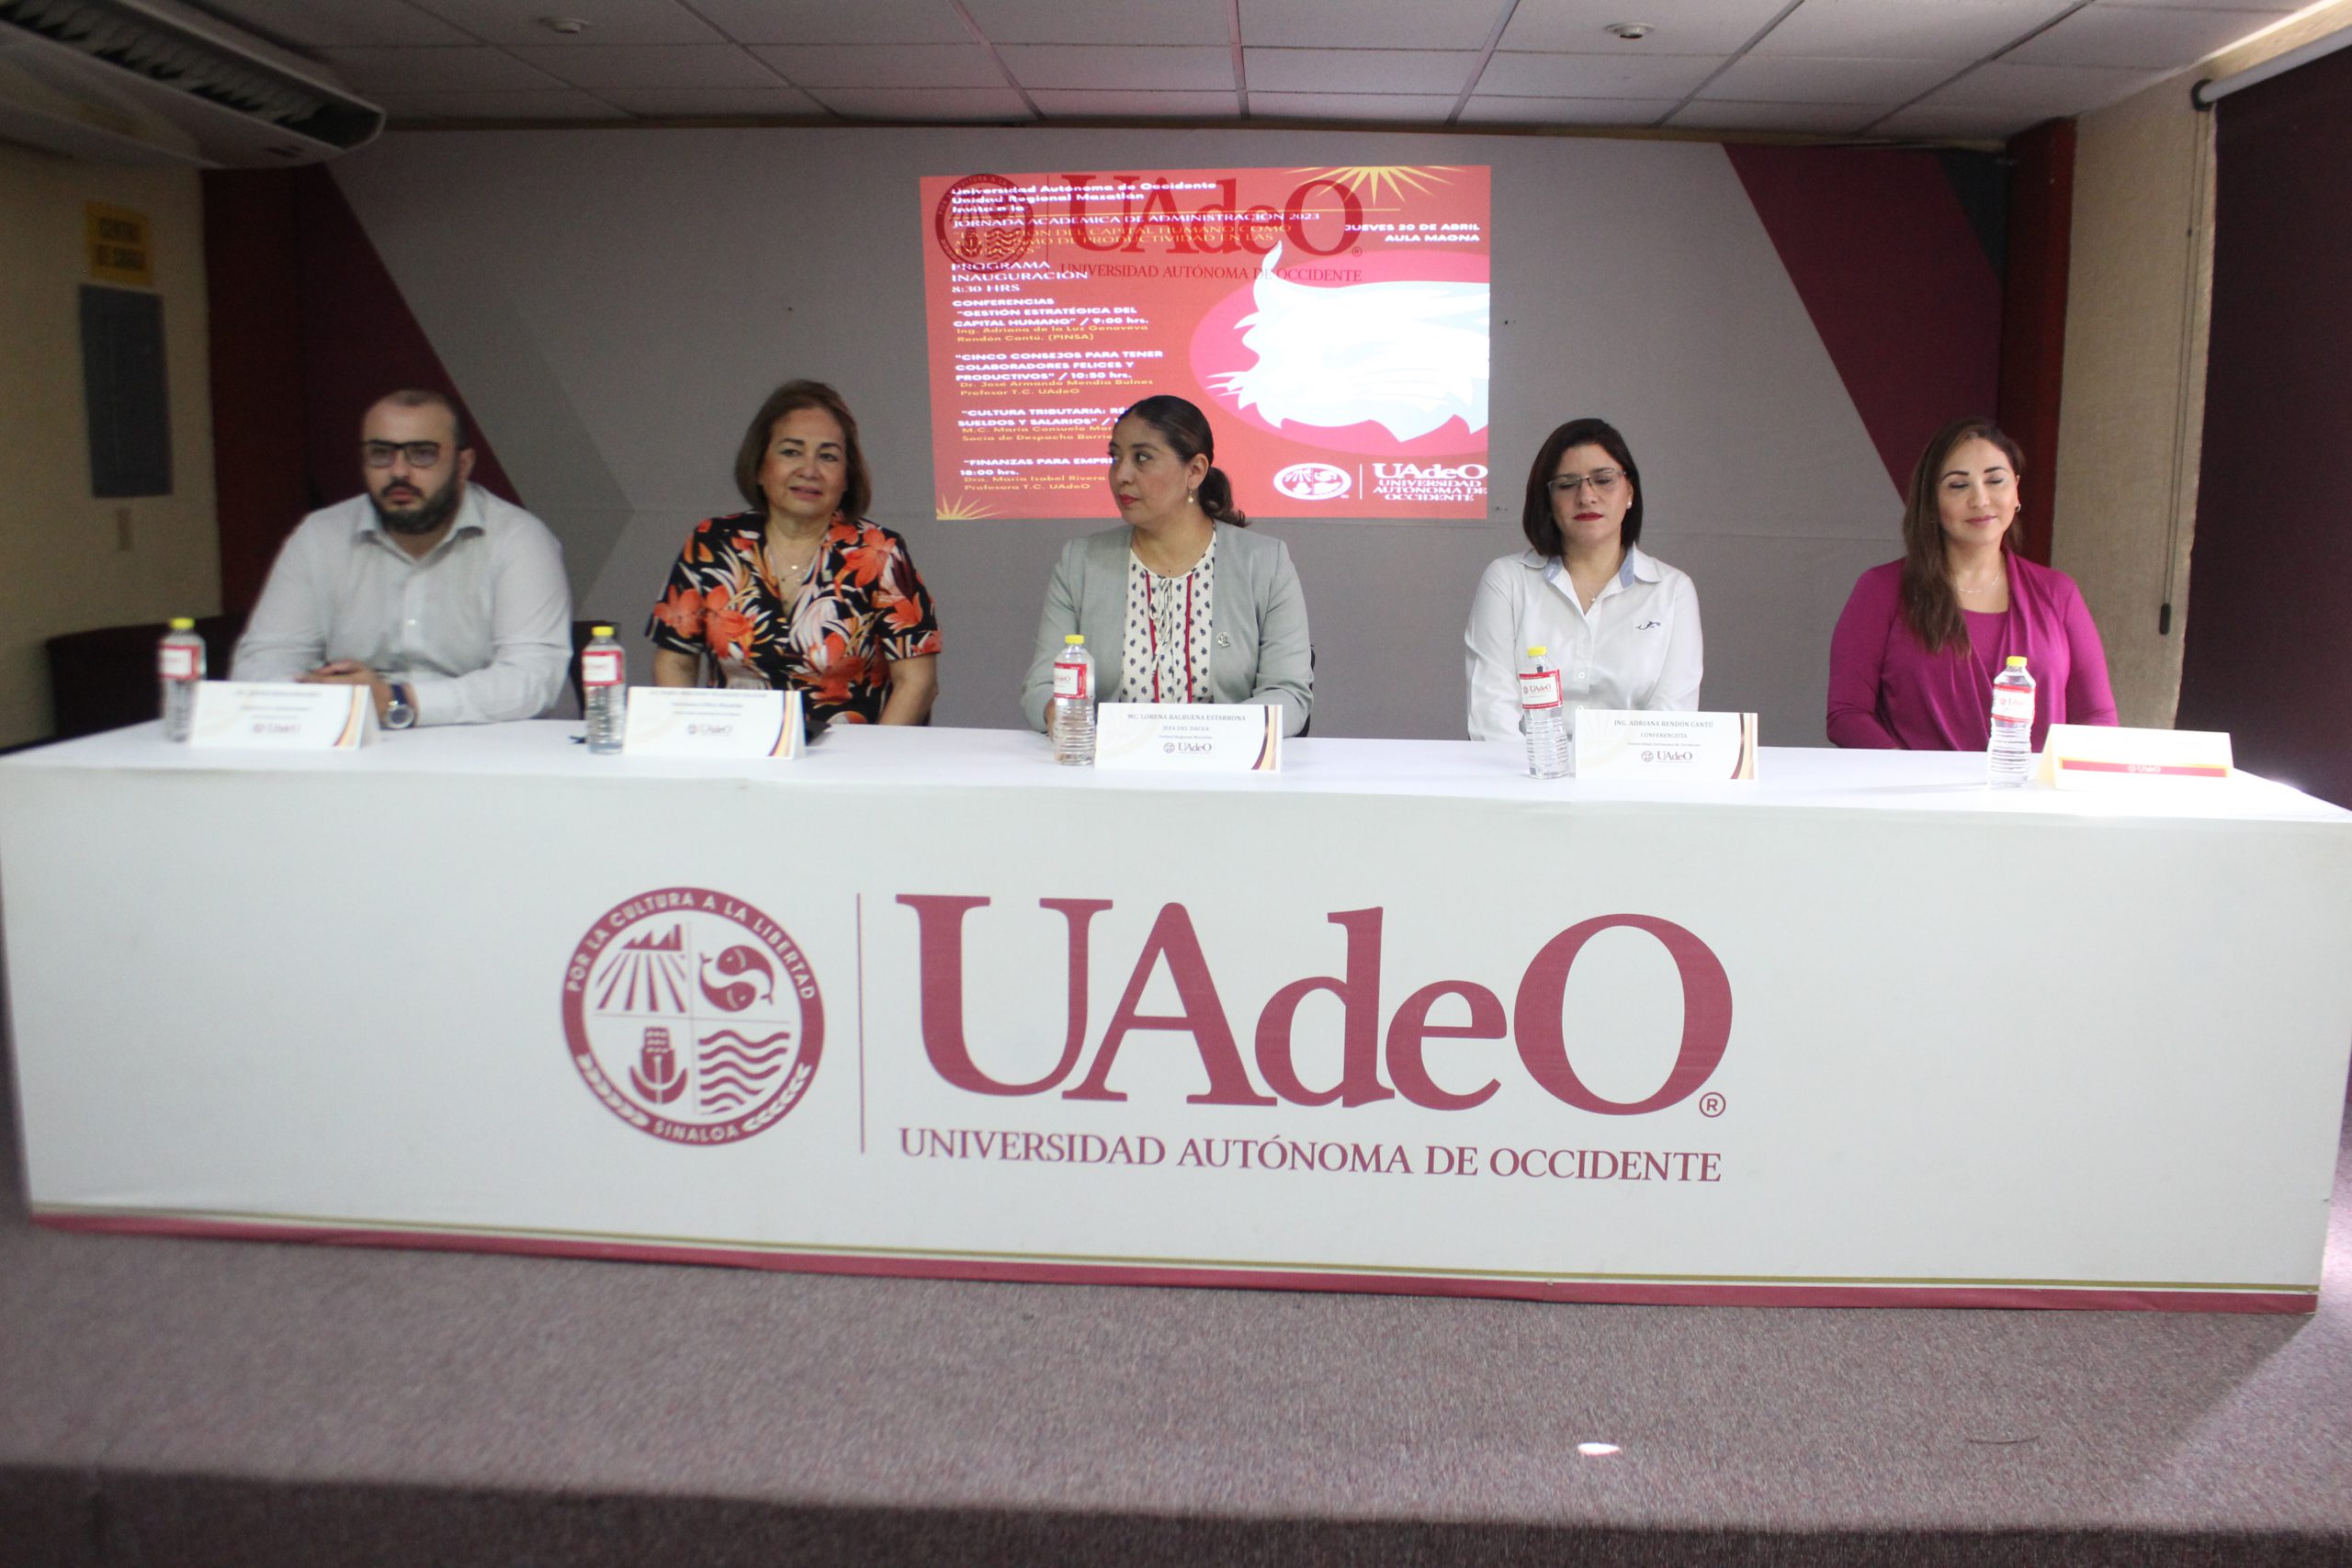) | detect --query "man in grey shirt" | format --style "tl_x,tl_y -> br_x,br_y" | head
232,389 -> 573,729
